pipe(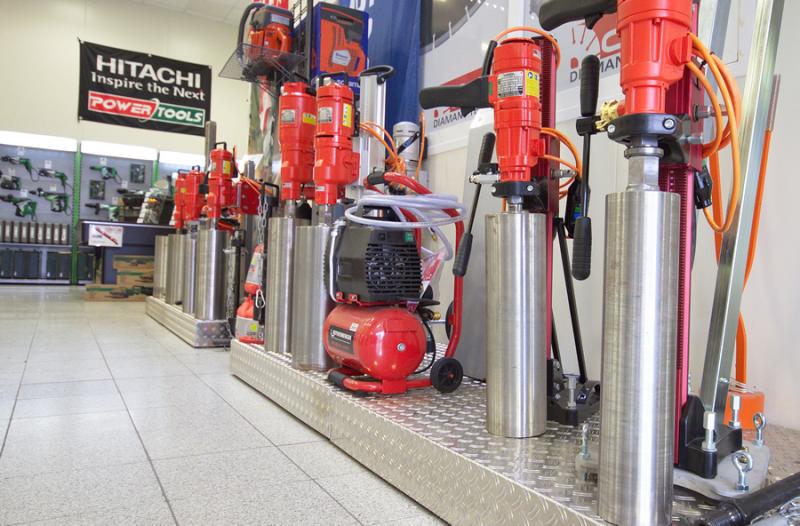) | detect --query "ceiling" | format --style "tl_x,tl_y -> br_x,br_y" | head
128,0 -> 255,25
